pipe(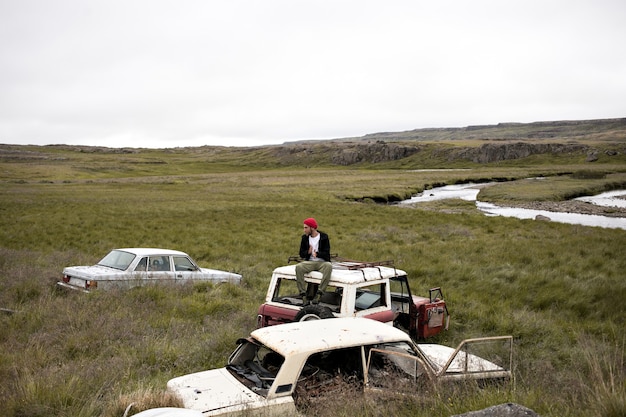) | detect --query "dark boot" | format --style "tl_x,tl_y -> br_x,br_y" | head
301,292 -> 310,306
312,291 -> 323,305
